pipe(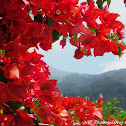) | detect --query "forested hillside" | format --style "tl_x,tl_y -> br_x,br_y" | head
50,67 -> 126,109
